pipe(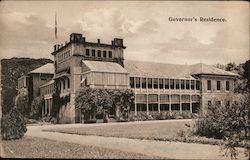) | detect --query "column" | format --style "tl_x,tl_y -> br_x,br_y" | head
60,80 -> 63,93
42,104 -> 44,117
194,80 -> 196,93
146,94 -> 149,115
45,100 -> 47,116
135,101 -> 137,115
158,94 -> 160,113
180,95 -> 182,113
190,95 -> 193,113
49,99 -> 51,115
24,76 -> 26,87
169,94 -> 172,113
